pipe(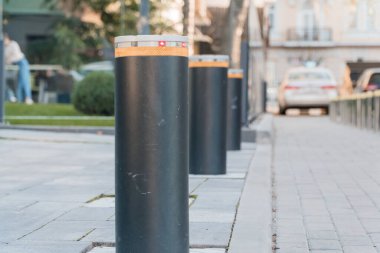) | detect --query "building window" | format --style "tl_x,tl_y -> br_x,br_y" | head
268,4 -> 276,30
350,0 -> 376,31
296,0 -> 316,40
